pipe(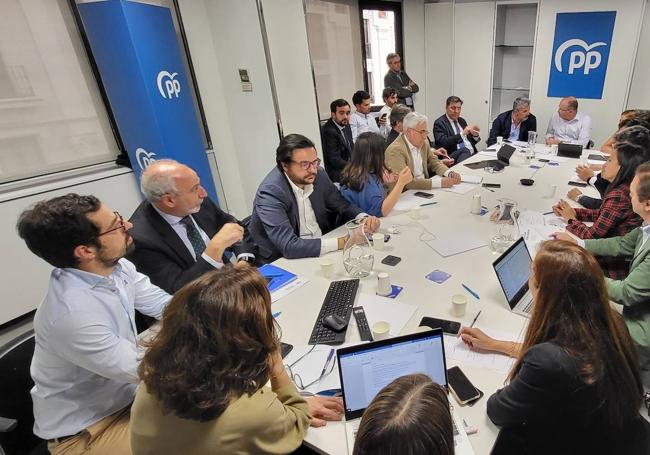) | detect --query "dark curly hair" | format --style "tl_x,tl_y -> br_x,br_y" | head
16,193 -> 101,268
138,263 -> 280,421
